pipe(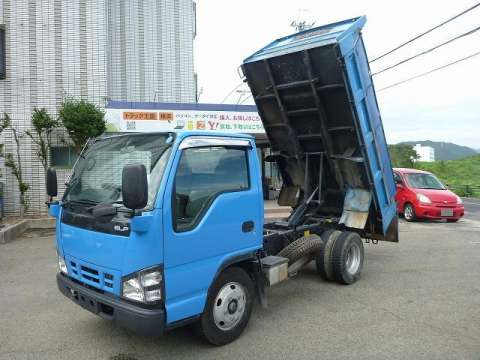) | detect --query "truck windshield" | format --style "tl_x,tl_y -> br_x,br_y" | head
63,133 -> 174,209
406,173 -> 446,190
